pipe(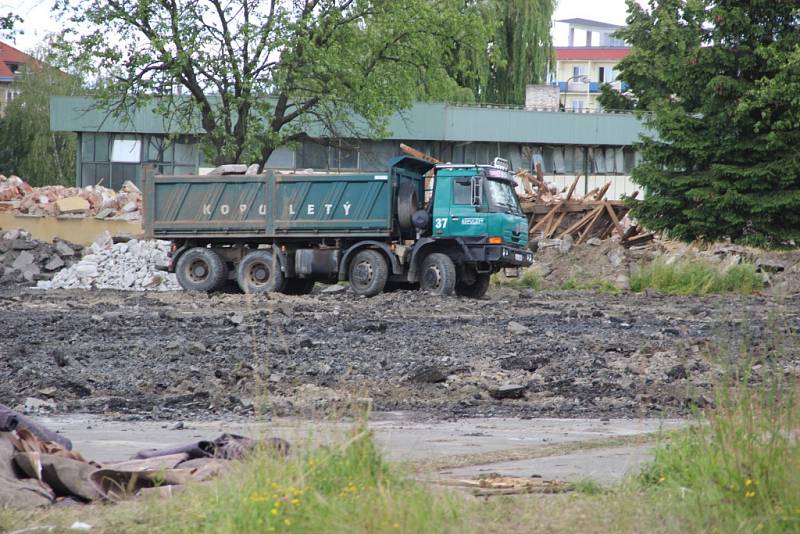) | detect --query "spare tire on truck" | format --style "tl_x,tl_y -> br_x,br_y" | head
396,181 -> 419,230
175,247 -> 228,292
